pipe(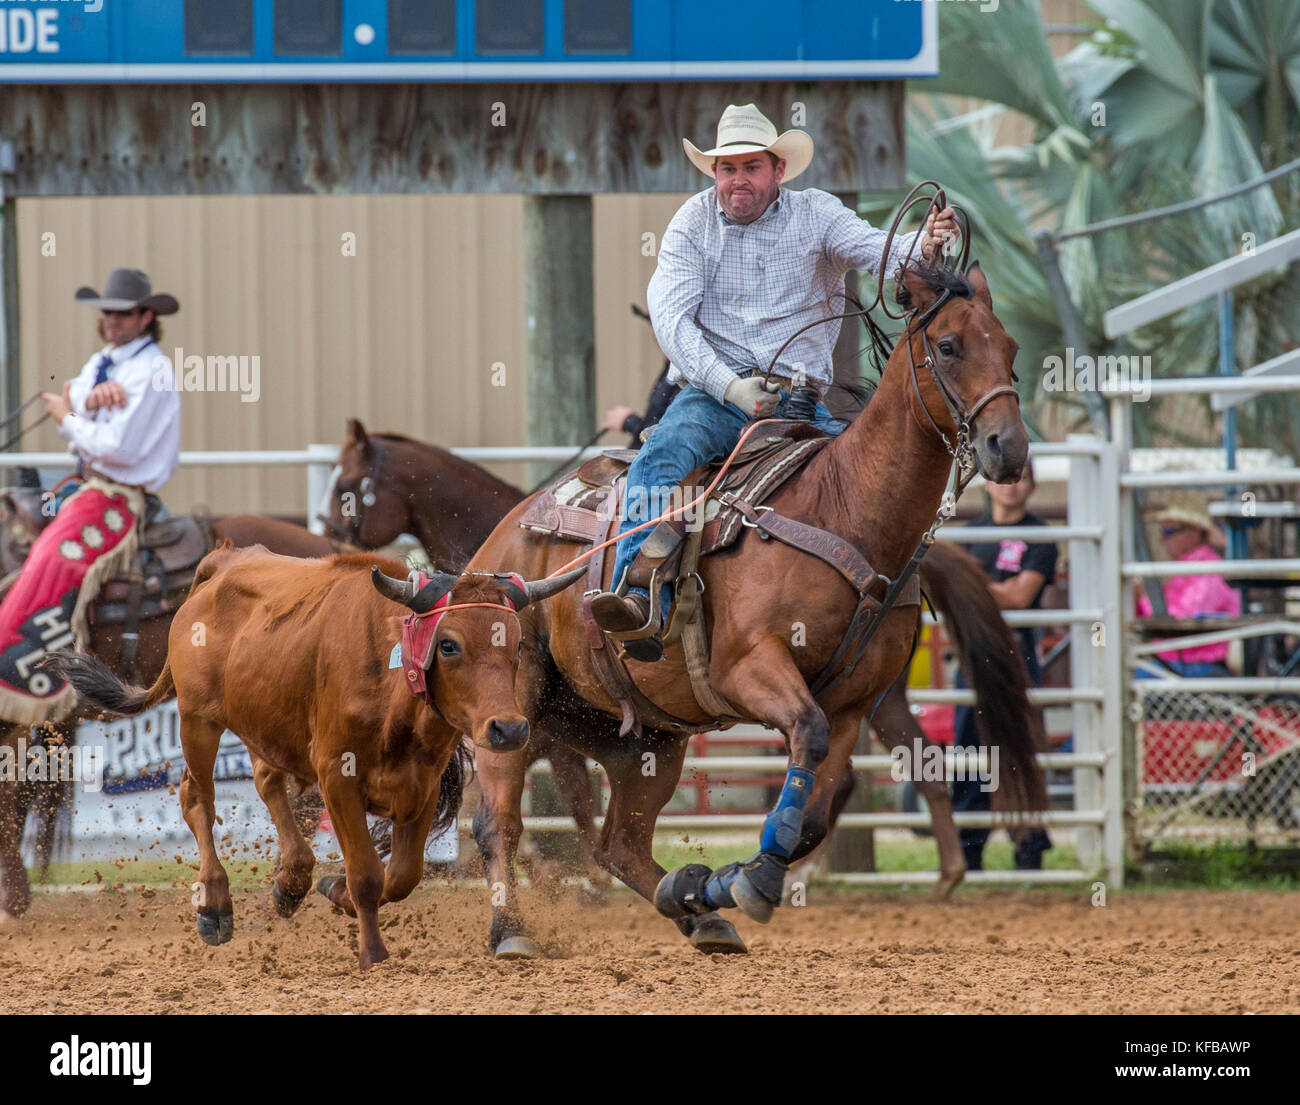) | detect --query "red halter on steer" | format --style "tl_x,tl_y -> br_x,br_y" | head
398,571 -> 526,702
